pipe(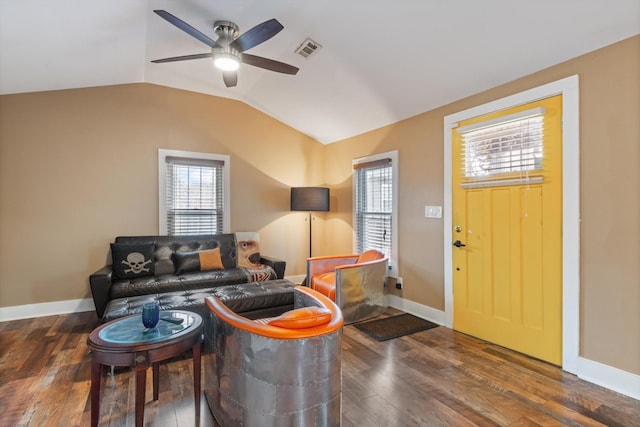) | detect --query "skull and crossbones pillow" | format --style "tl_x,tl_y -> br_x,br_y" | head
110,243 -> 155,279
